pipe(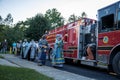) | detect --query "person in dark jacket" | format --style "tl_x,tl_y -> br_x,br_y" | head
2,39 -> 8,53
